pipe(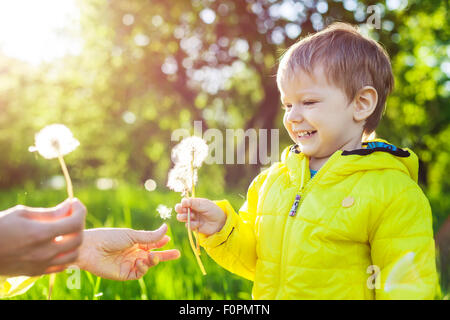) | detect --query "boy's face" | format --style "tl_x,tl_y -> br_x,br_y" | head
280,64 -> 362,161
